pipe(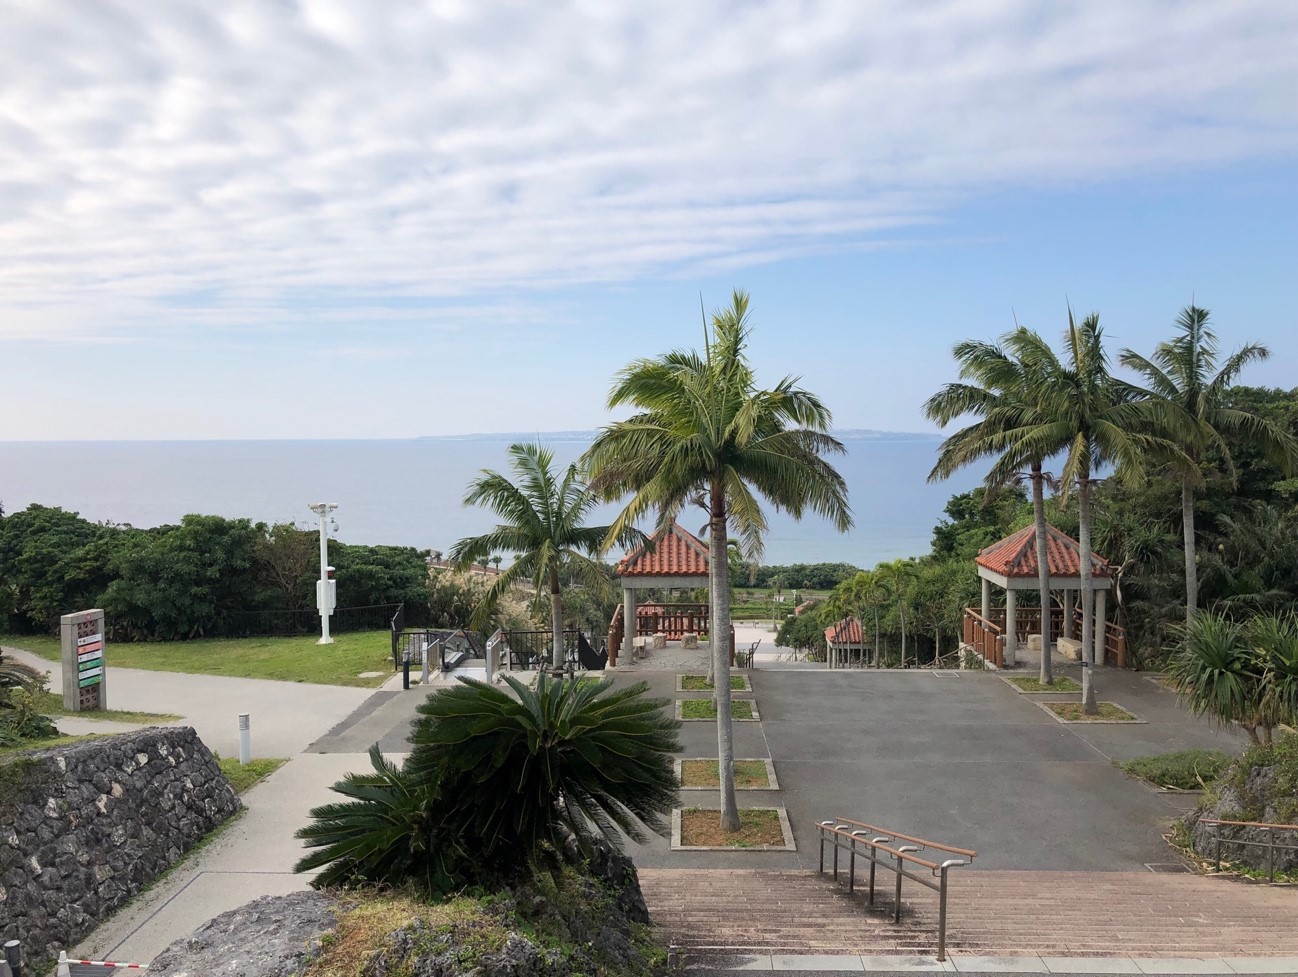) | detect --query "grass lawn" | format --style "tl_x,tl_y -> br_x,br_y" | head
1006,675 -> 1082,693
1046,701 -> 1140,722
2,631 -> 394,687
217,756 -> 288,794
680,759 -> 769,788
1119,750 -> 1232,791
31,689 -> 179,725
680,674 -> 747,692
680,699 -> 756,721
0,733 -> 98,756
679,808 -> 785,847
